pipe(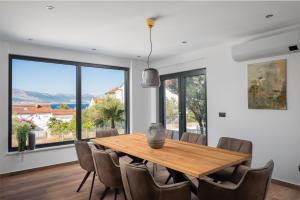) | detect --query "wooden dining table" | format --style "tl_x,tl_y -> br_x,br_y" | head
92,133 -> 251,193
